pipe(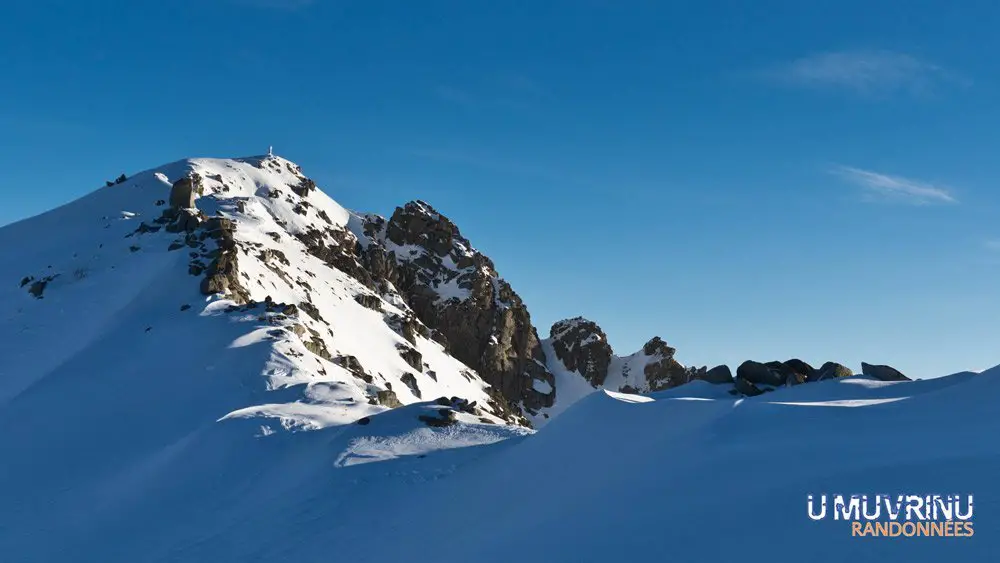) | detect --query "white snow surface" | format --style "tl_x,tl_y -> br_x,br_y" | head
1,155 -> 998,562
